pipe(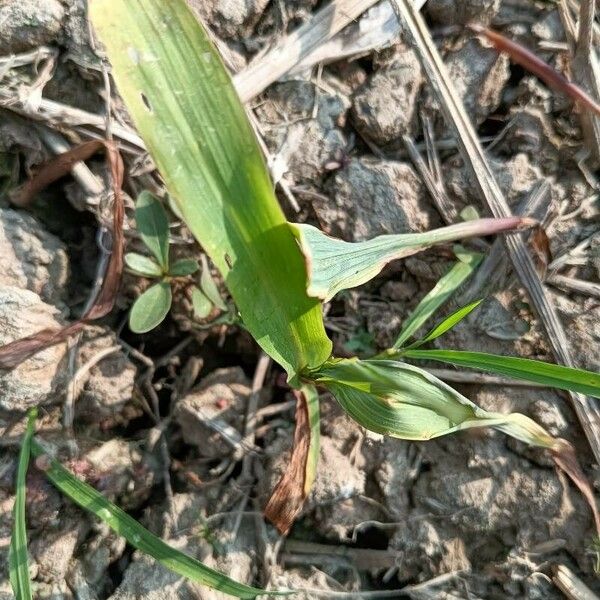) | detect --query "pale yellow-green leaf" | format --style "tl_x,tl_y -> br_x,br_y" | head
309,358 -> 555,447
292,218 -> 531,302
